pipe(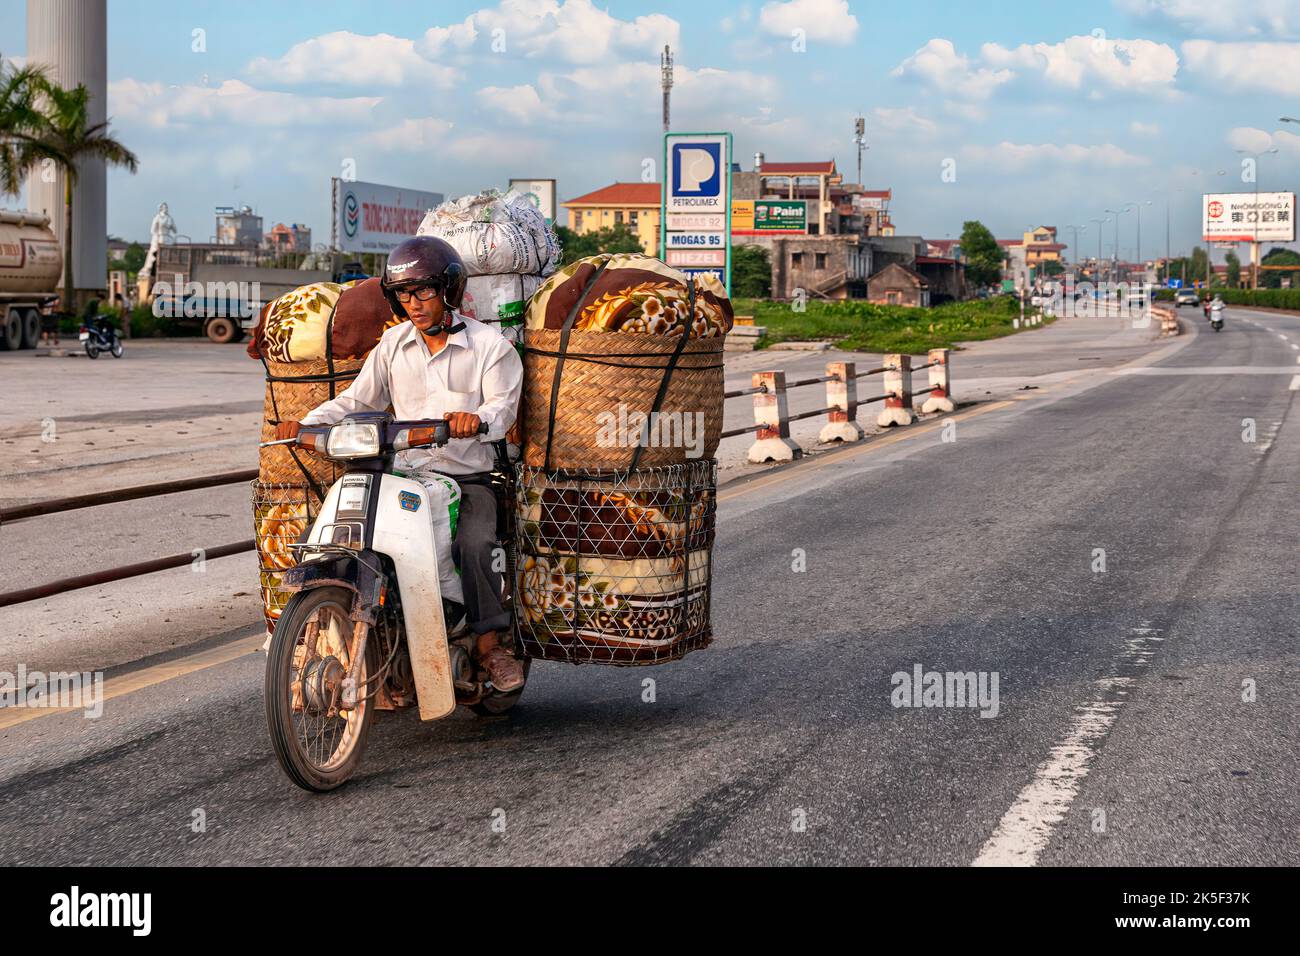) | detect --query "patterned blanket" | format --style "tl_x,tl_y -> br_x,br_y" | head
247,277 -> 401,362
525,253 -> 732,338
